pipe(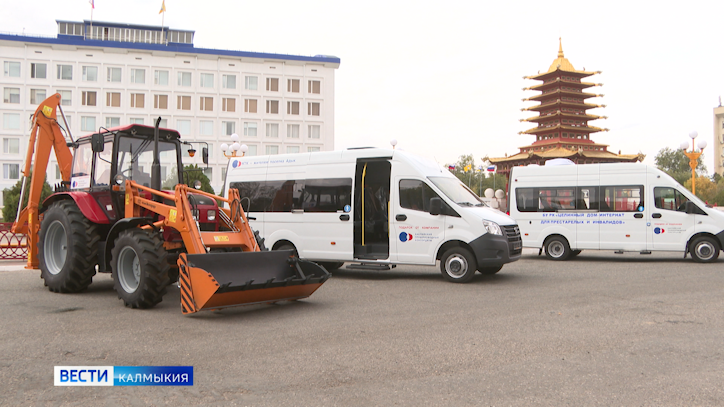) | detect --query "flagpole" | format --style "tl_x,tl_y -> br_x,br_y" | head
89,2 -> 93,39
